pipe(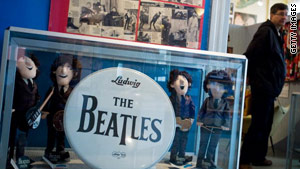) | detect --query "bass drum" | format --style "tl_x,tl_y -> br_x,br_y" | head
53,110 -> 64,131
